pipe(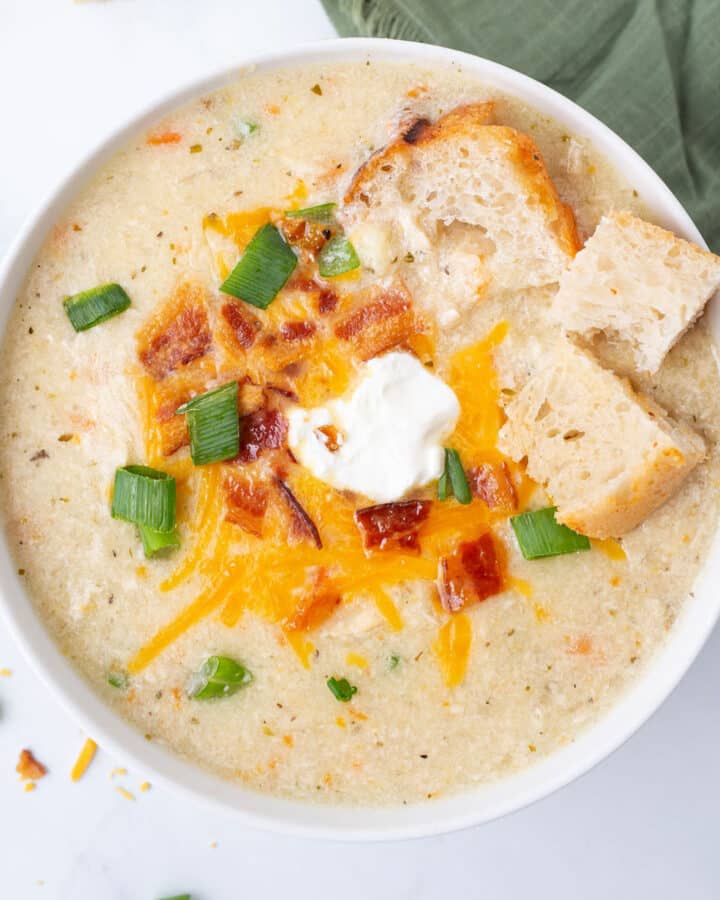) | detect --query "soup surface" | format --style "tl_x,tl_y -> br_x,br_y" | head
2,61 -> 718,805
